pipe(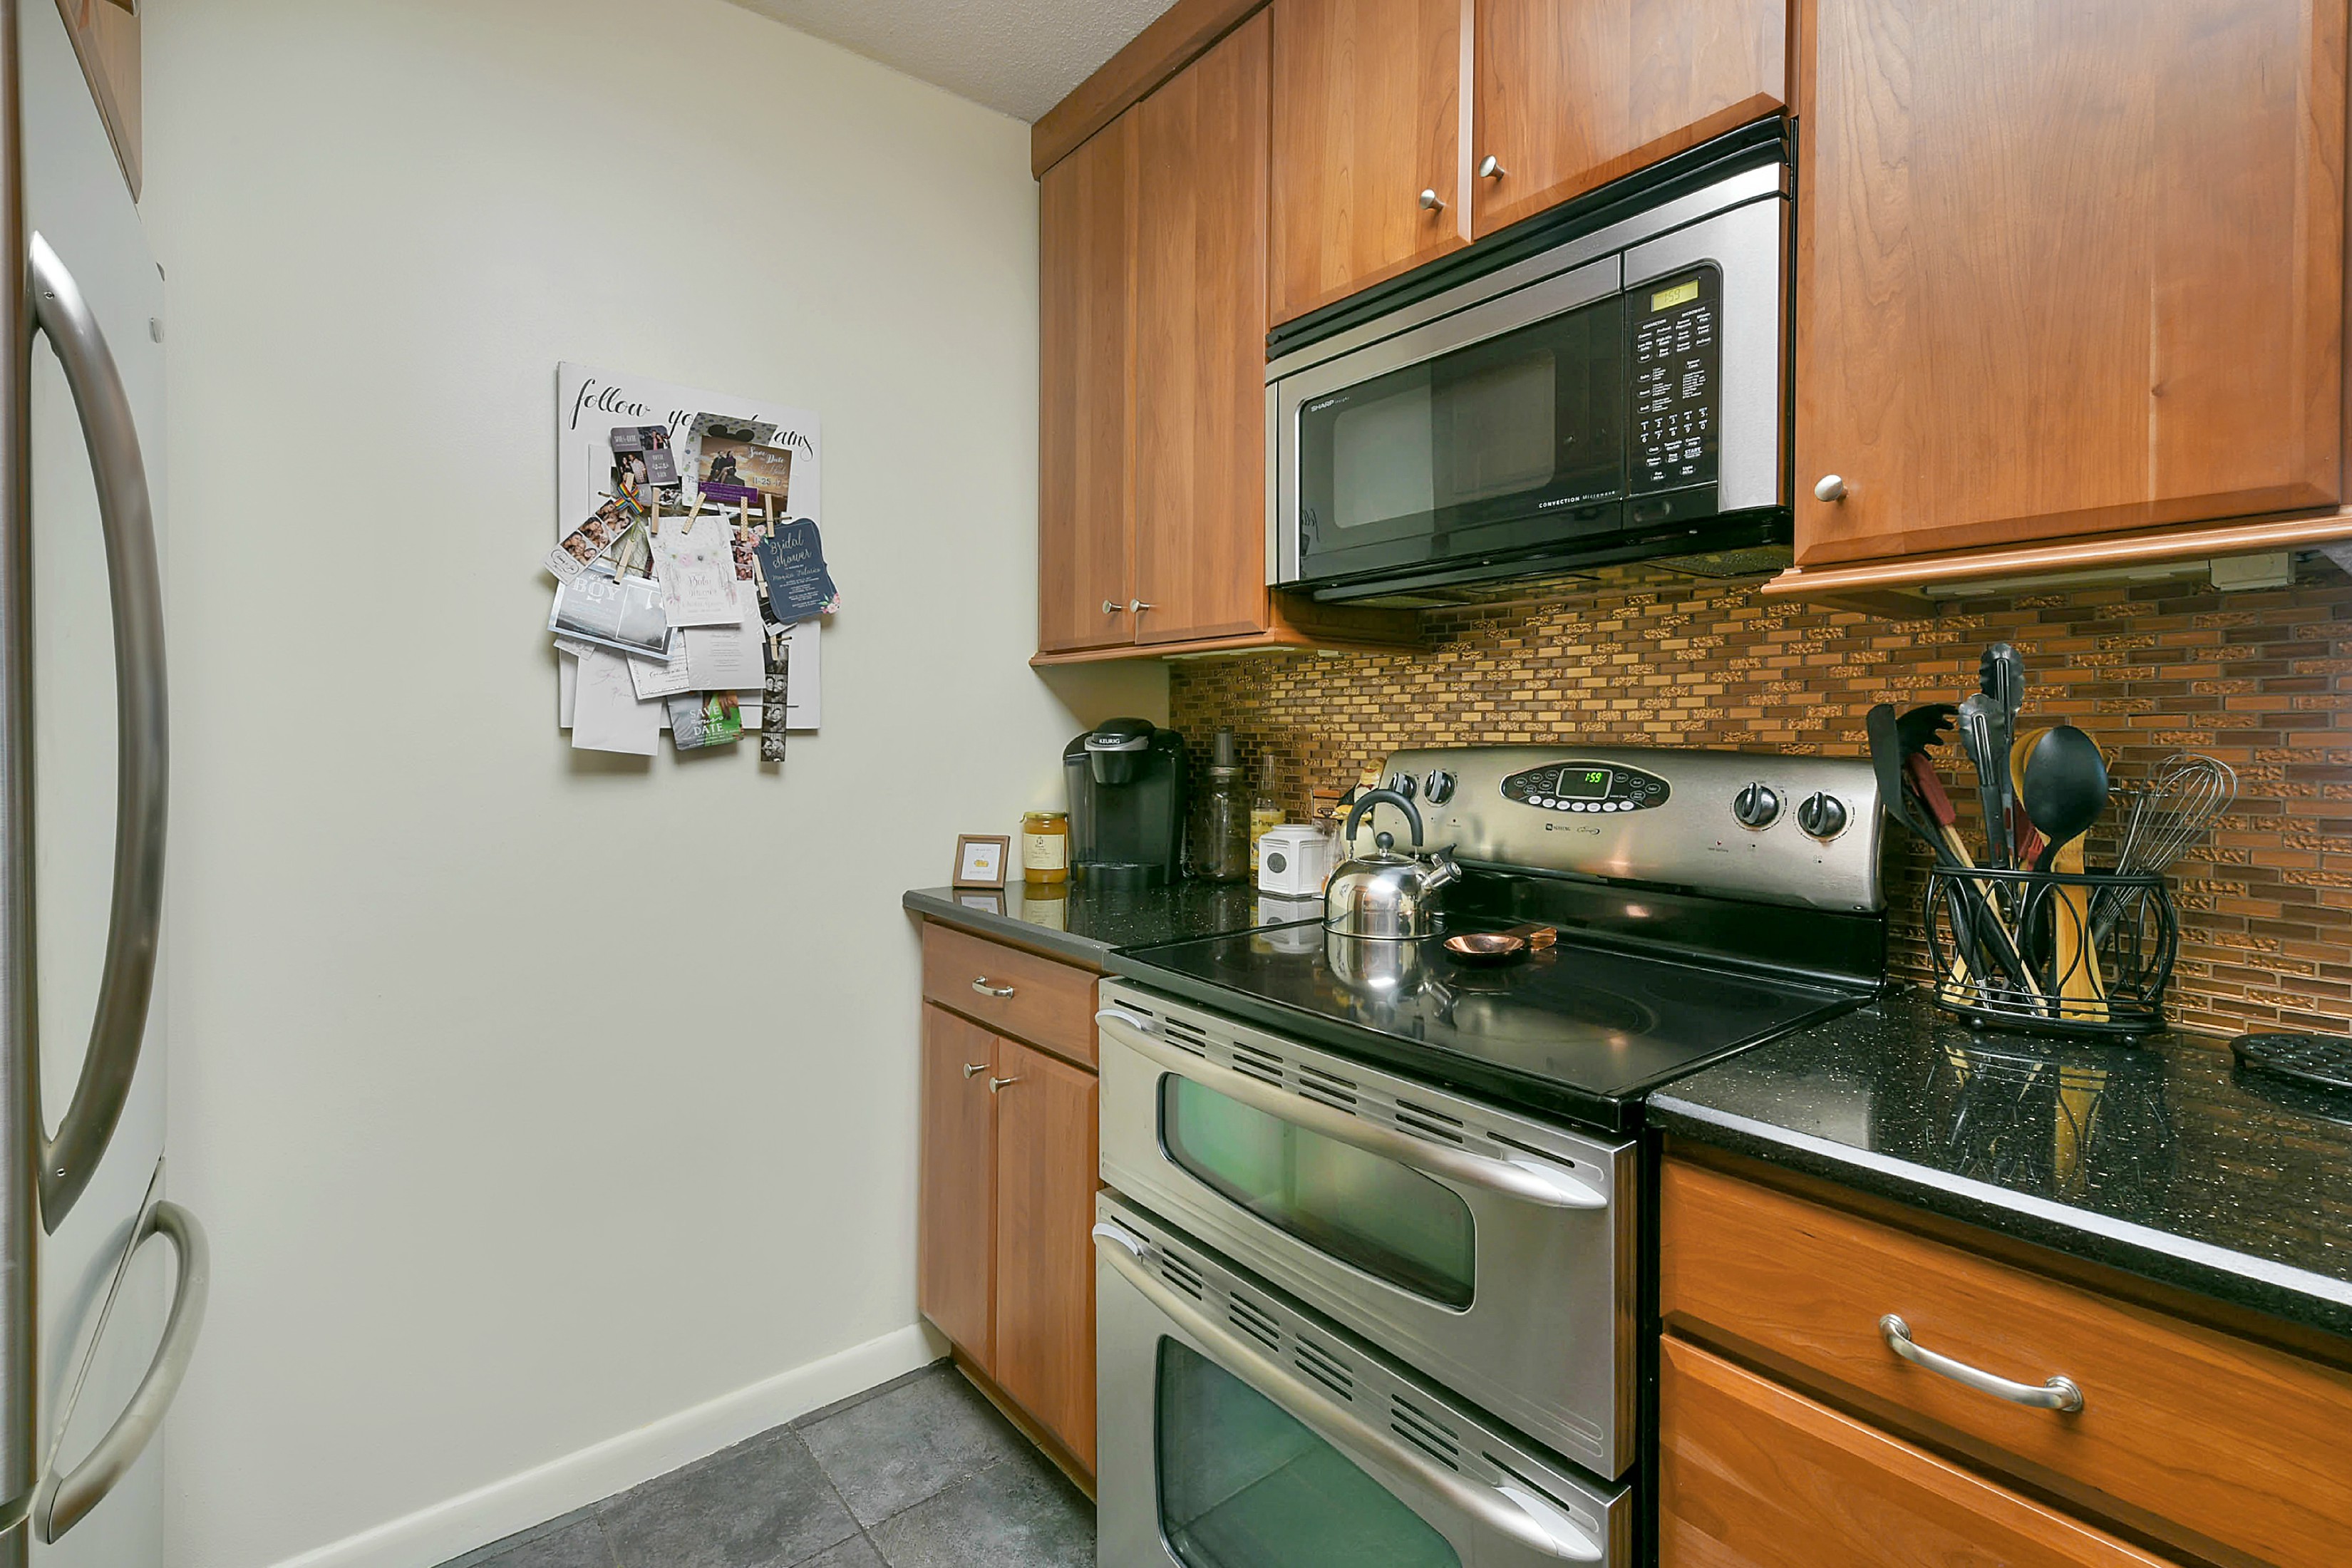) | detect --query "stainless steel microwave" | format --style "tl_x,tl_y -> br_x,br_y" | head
1267,128 -> 1790,602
